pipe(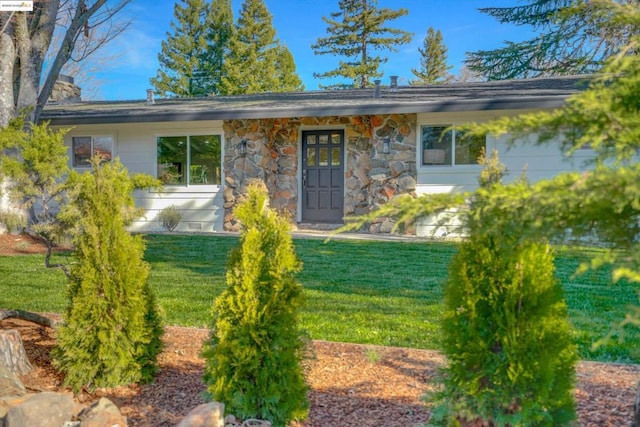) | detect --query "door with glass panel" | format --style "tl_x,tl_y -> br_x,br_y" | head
301,130 -> 344,222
